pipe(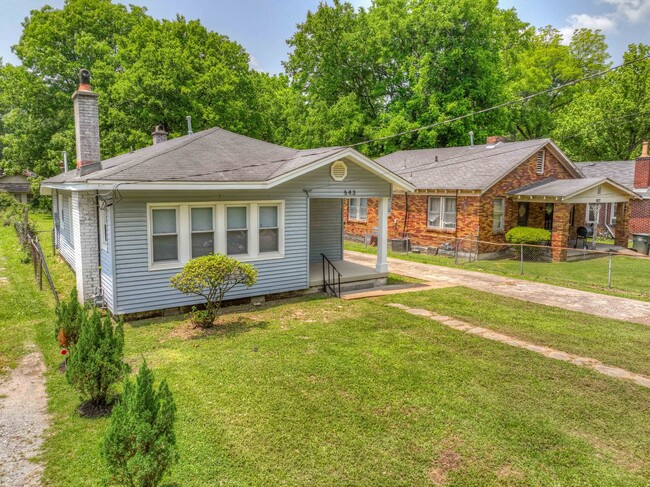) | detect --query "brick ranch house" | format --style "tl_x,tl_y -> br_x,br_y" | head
575,142 -> 650,236
344,137 -> 639,261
